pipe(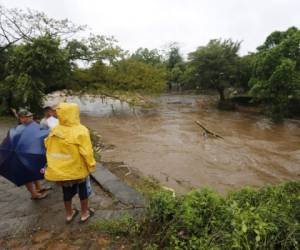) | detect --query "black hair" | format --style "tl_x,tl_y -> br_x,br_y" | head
43,106 -> 53,112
